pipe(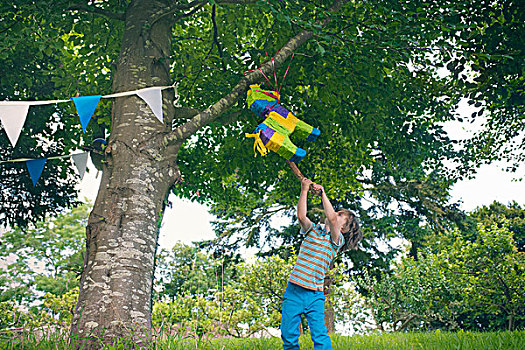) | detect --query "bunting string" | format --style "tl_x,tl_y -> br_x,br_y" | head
0,84 -> 179,148
0,99 -> 70,105
0,152 -> 89,186
0,152 -> 85,164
